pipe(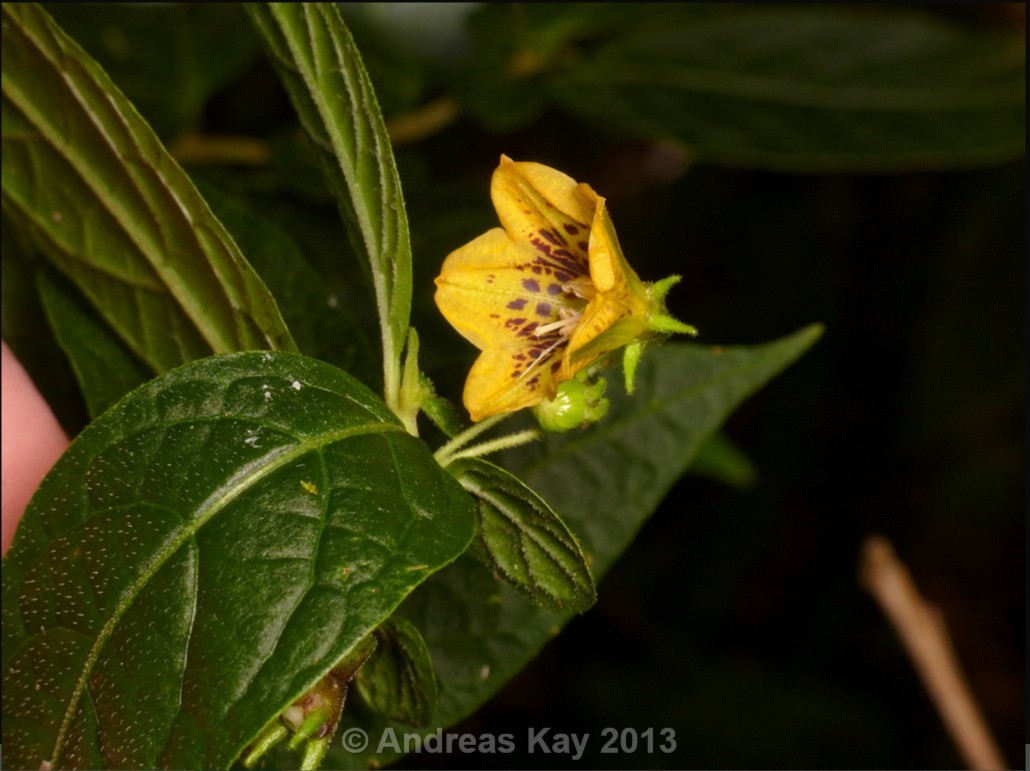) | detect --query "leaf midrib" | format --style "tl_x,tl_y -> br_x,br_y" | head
0,6 -> 244,354
49,419 -> 404,765
267,4 -> 408,398
462,475 -> 586,600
